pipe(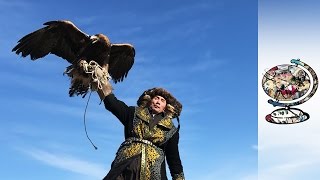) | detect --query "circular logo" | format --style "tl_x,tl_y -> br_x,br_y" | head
262,59 -> 318,124
262,64 -> 310,103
